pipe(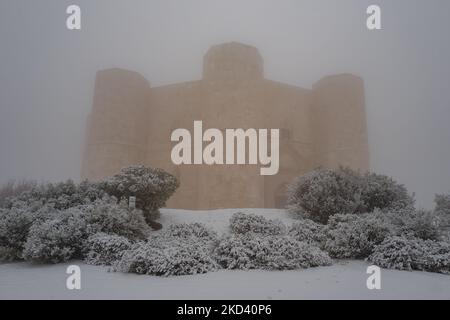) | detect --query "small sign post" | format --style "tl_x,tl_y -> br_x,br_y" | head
129,196 -> 136,209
